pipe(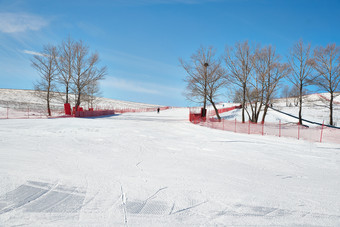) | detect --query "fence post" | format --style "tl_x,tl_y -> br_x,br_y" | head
298,123 -> 300,140
320,120 -> 324,143
248,120 -> 250,134
7,107 -> 9,119
279,120 -> 281,137
262,122 -> 264,136
28,107 -> 30,119
234,118 -> 237,133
